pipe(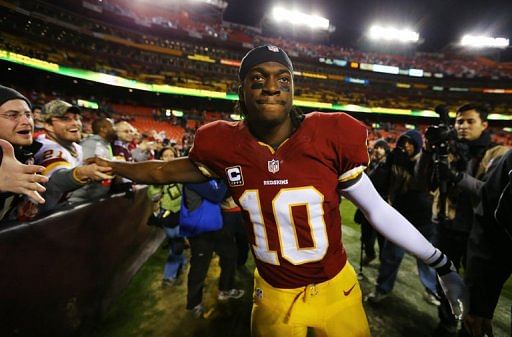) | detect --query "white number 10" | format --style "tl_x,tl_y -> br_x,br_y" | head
239,187 -> 328,265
